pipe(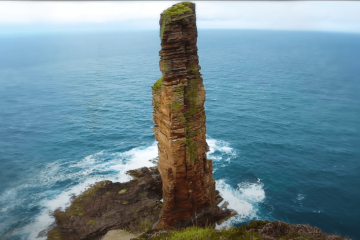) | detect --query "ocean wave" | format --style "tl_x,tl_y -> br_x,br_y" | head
206,137 -> 237,170
215,179 -> 266,229
5,138 -> 265,239
206,136 -> 266,228
4,142 -> 158,240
